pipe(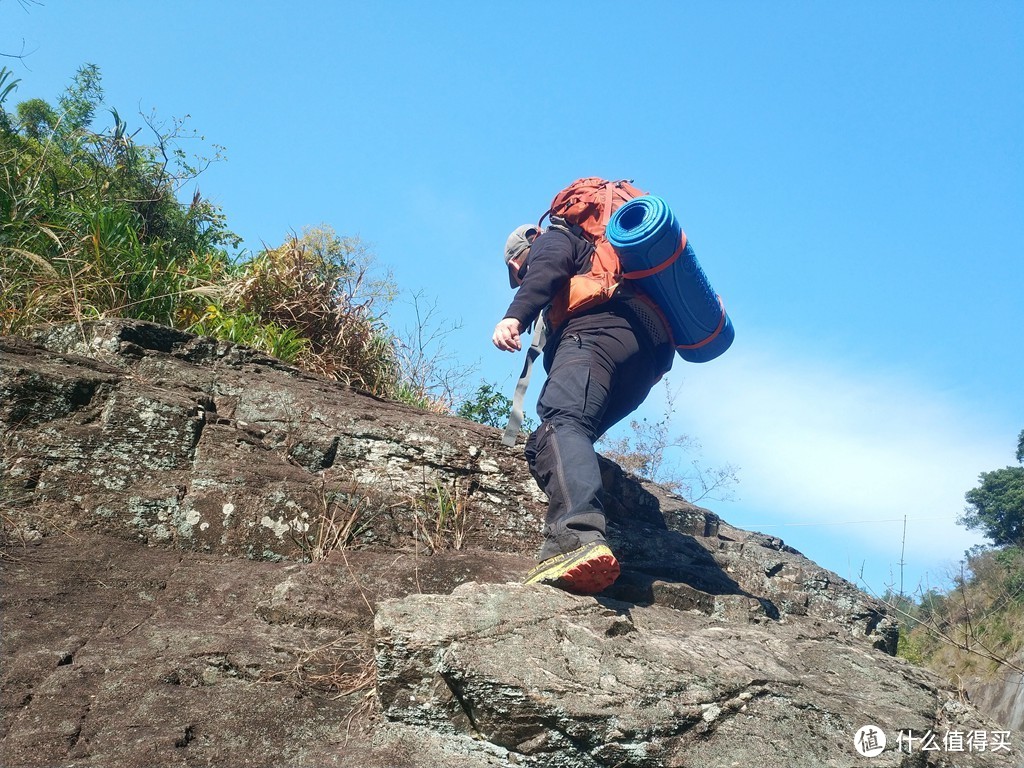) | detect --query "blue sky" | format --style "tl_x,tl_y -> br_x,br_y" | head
5,1 -> 1022,596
